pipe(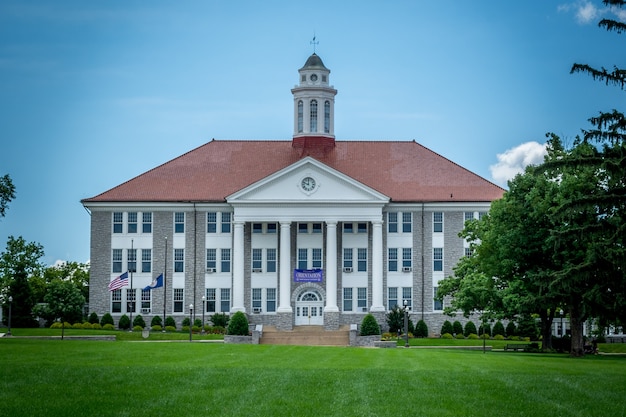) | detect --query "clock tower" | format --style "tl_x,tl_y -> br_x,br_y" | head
291,53 -> 338,143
